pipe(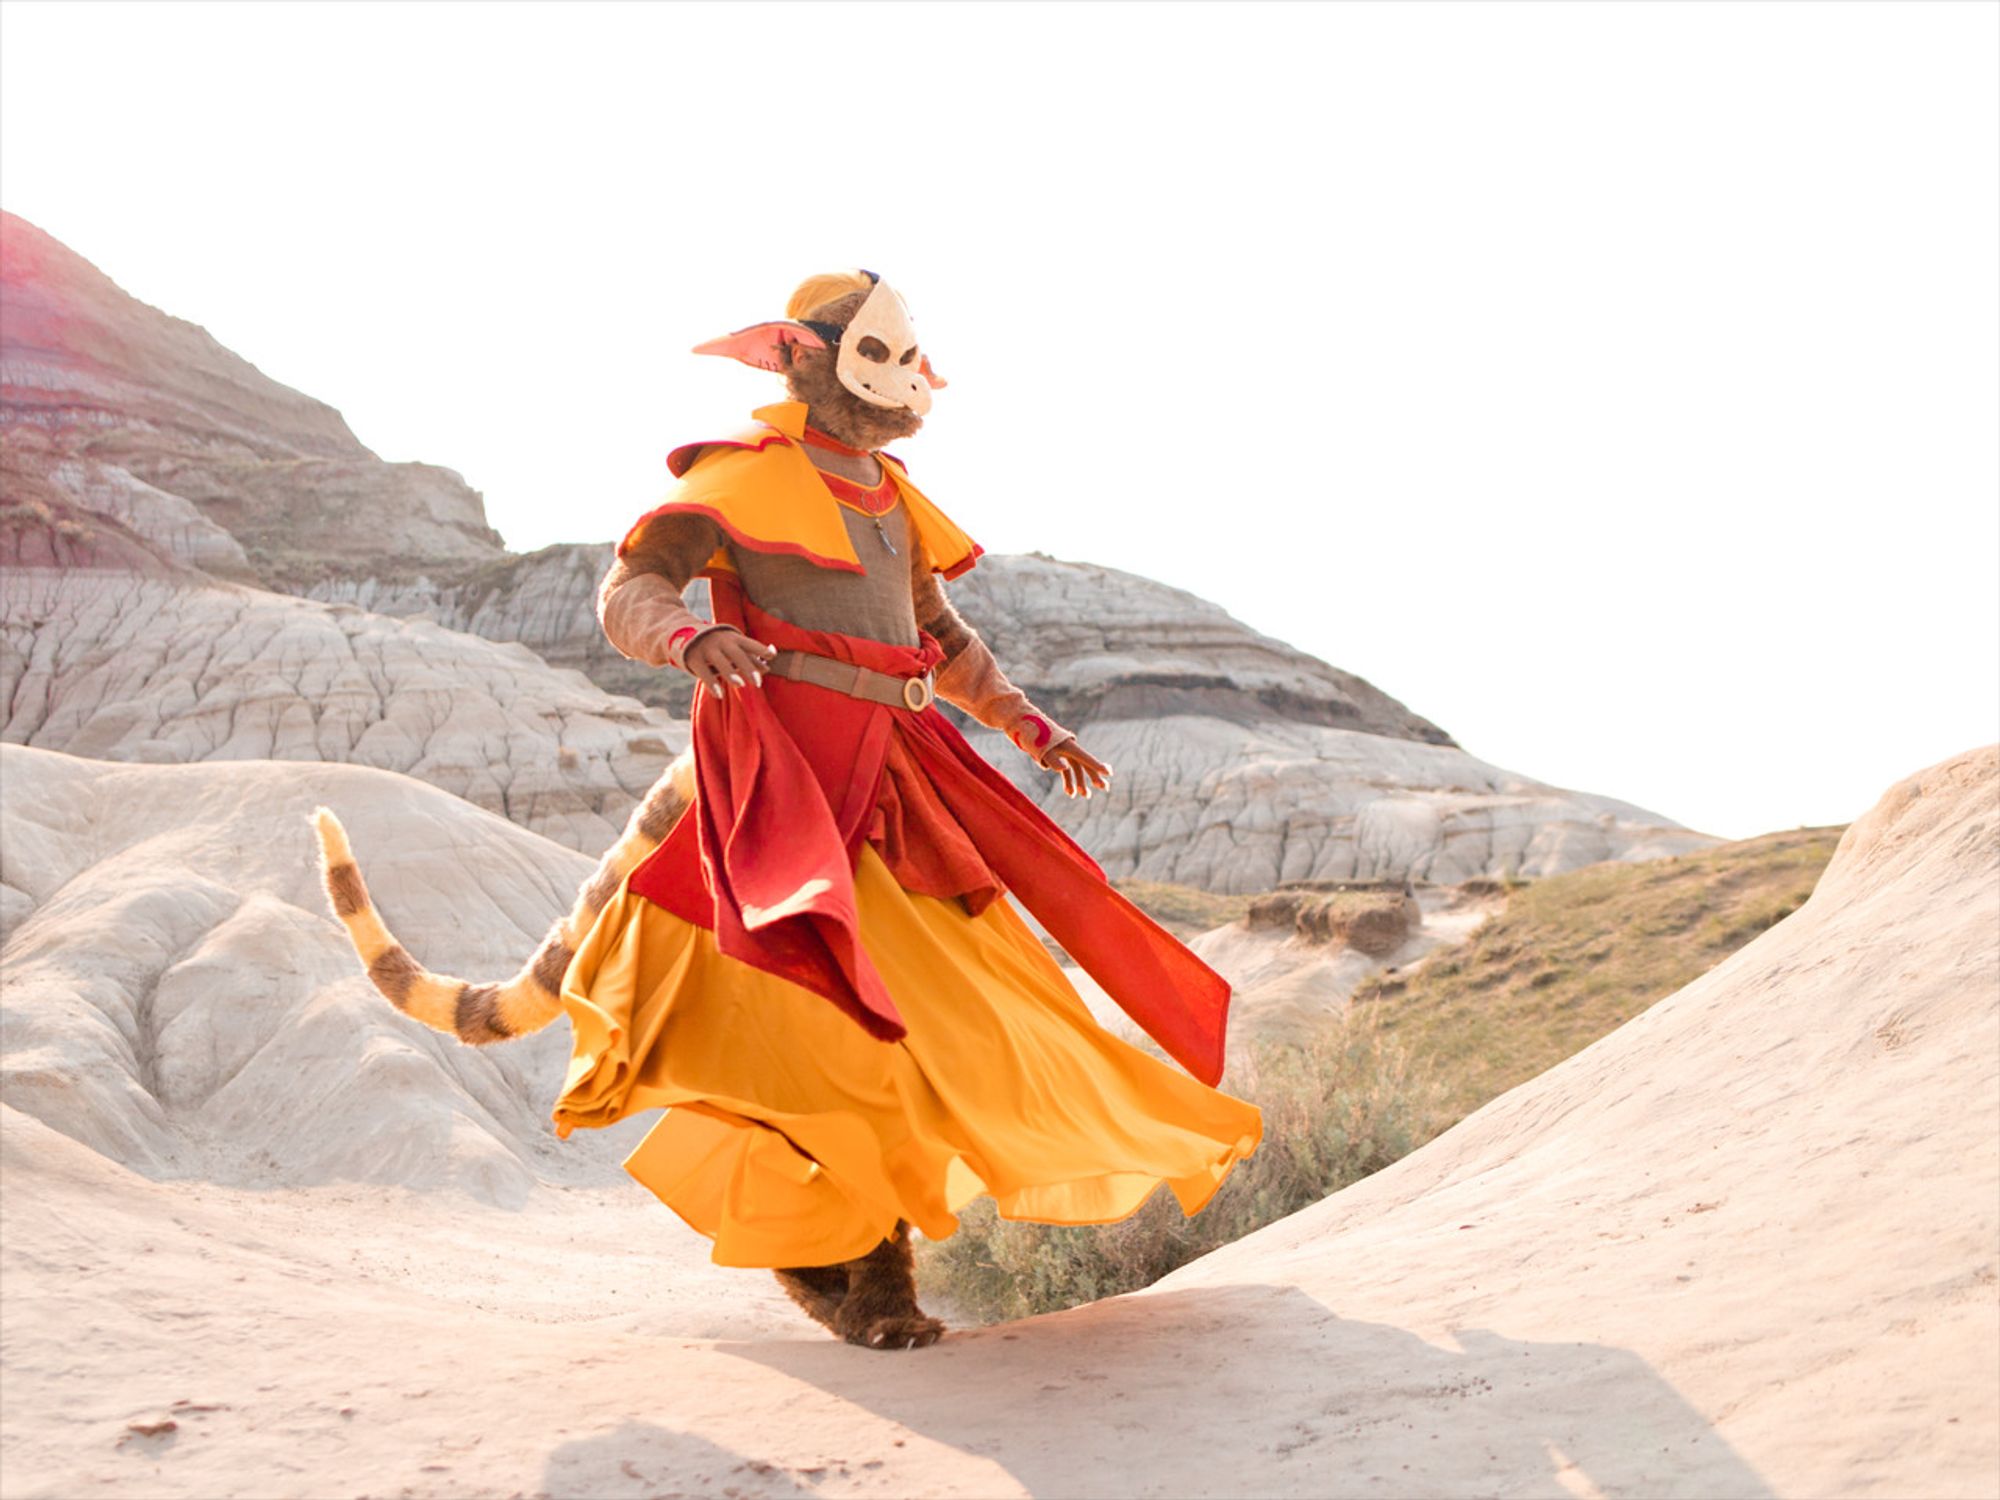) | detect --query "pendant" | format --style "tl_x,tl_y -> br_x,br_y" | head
874,517 -> 897,555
